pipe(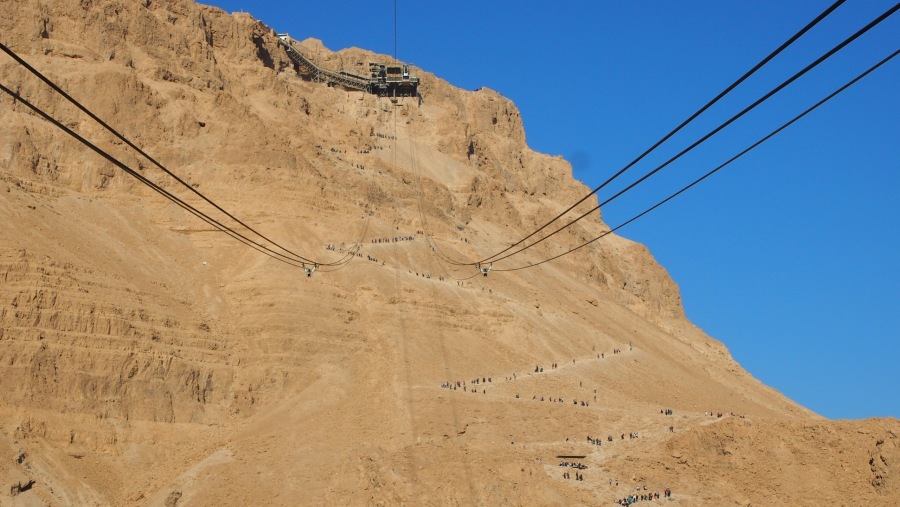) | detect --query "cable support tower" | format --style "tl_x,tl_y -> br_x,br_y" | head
462,0 -> 848,267
479,2 -> 899,267
493,47 -> 900,272
0,42 -> 357,269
